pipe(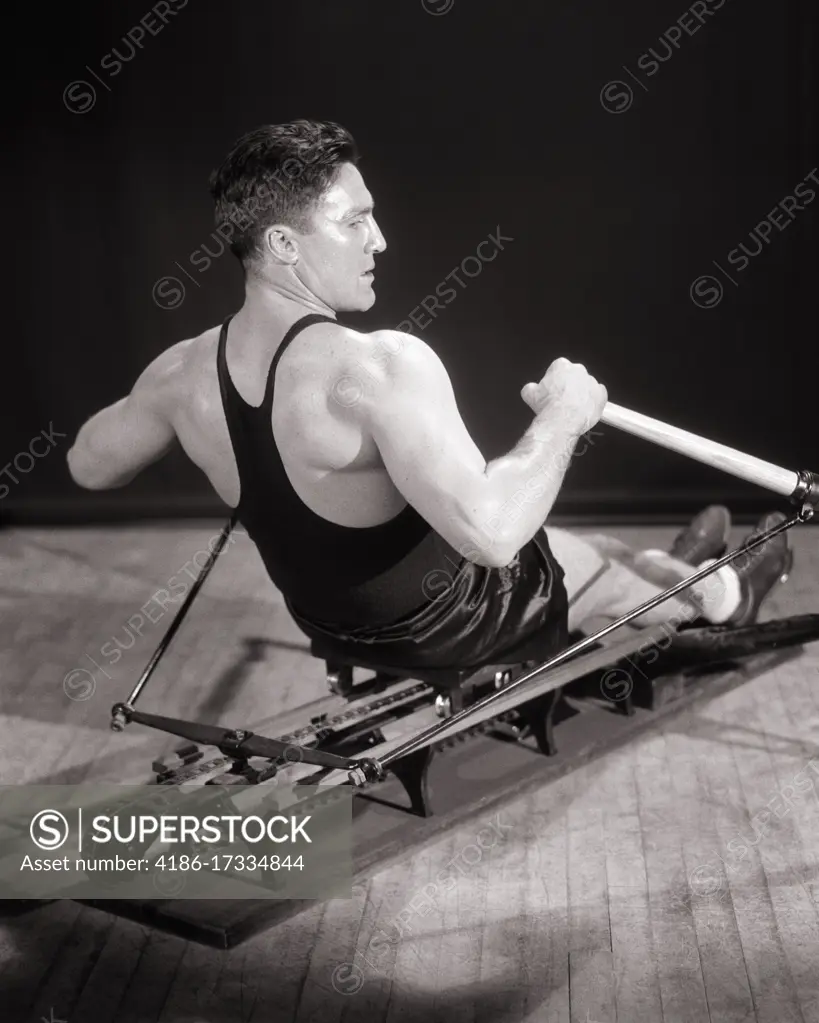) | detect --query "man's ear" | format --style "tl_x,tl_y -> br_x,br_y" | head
264,225 -> 299,266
